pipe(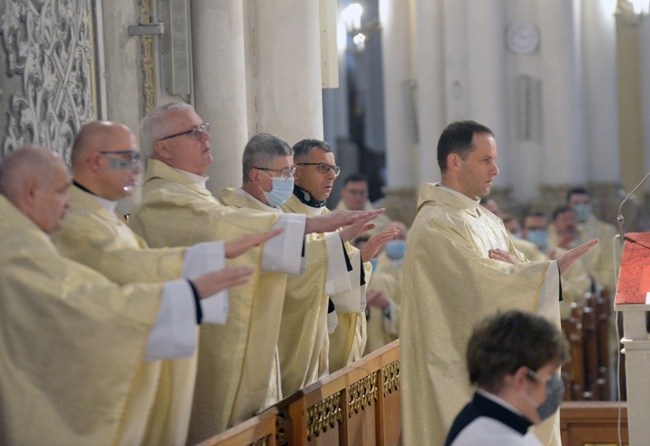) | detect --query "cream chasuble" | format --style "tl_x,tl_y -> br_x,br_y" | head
0,196 -> 164,446
364,255 -> 402,354
281,194 -> 369,375
129,160 -> 292,442
400,183 -> 561,446
50,185 -> 200,445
